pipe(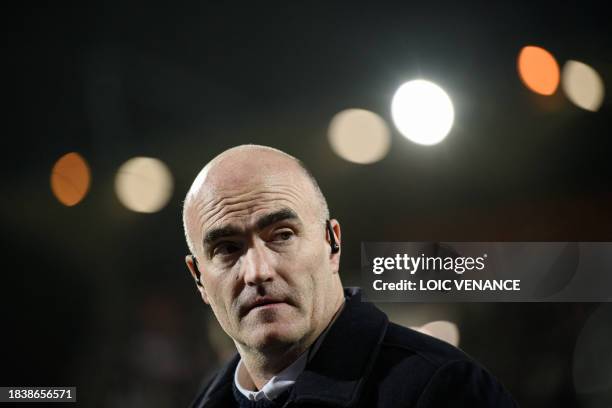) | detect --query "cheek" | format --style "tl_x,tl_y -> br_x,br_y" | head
203,274 -> 238,329
286,240 -> 330,301
304,238 -> 331,278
